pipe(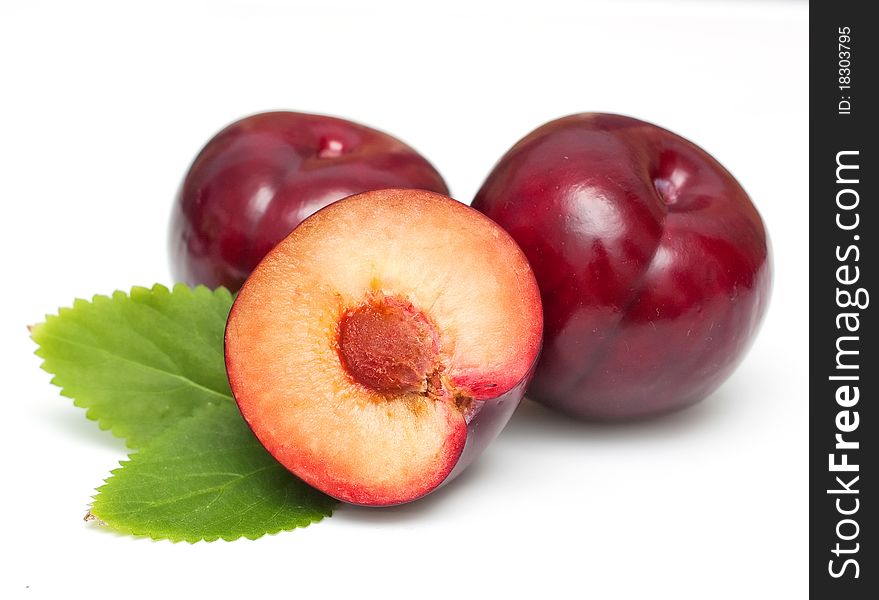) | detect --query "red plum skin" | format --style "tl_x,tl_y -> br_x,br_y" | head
473,113 -> 771,420
170,111 -> 449,291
